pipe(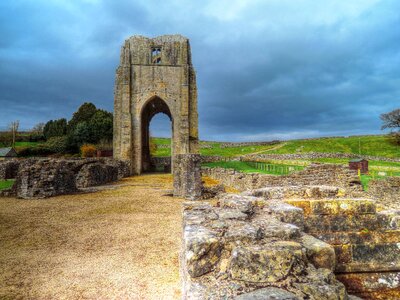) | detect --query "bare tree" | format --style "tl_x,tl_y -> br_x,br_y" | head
9,121 -> 20,148
380,109 -> 400,145
31,122 -> 45,135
